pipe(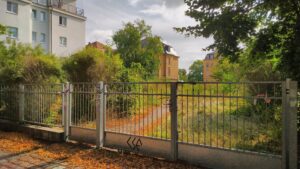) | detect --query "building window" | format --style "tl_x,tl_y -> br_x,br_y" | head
32,9 -> 37,19
59,16 -> 67,26
60,37 -> 67,47
40,33 -> 46,42
7,1 -> 18,14
40,11 -> 46,21
32,32 -> 37,42
7,27 -> 18,39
